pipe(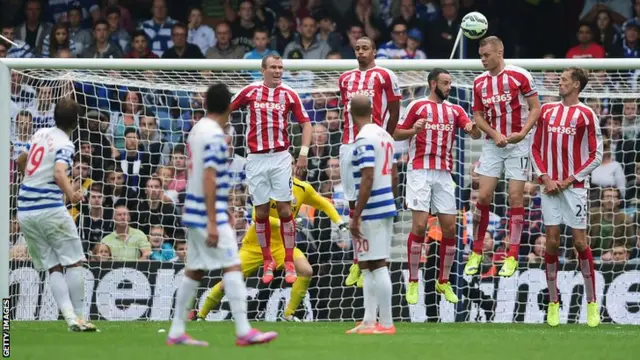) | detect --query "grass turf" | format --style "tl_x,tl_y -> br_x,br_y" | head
11,321 -> 639,360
